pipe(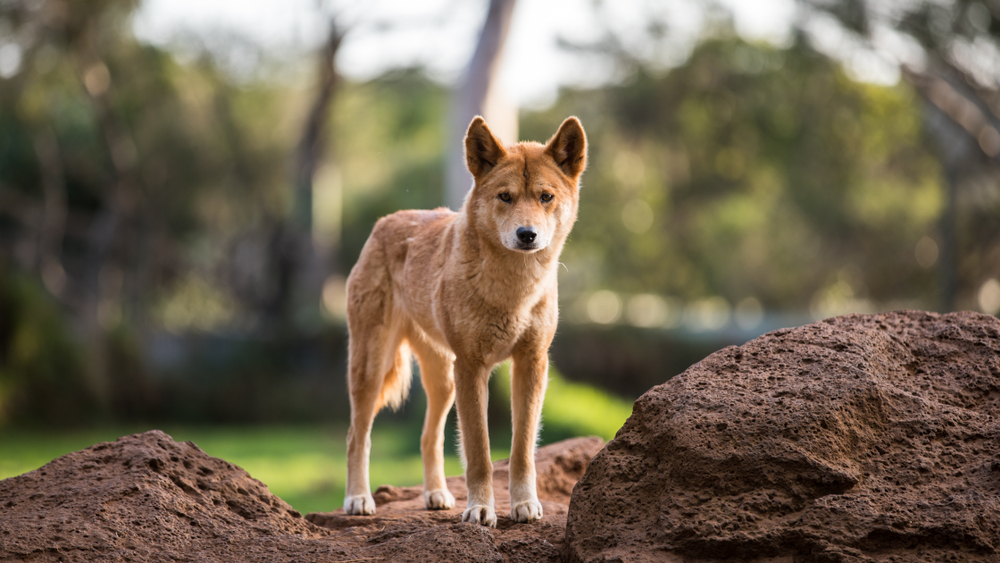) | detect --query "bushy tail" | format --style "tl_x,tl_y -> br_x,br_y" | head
376,341 -> 413,412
